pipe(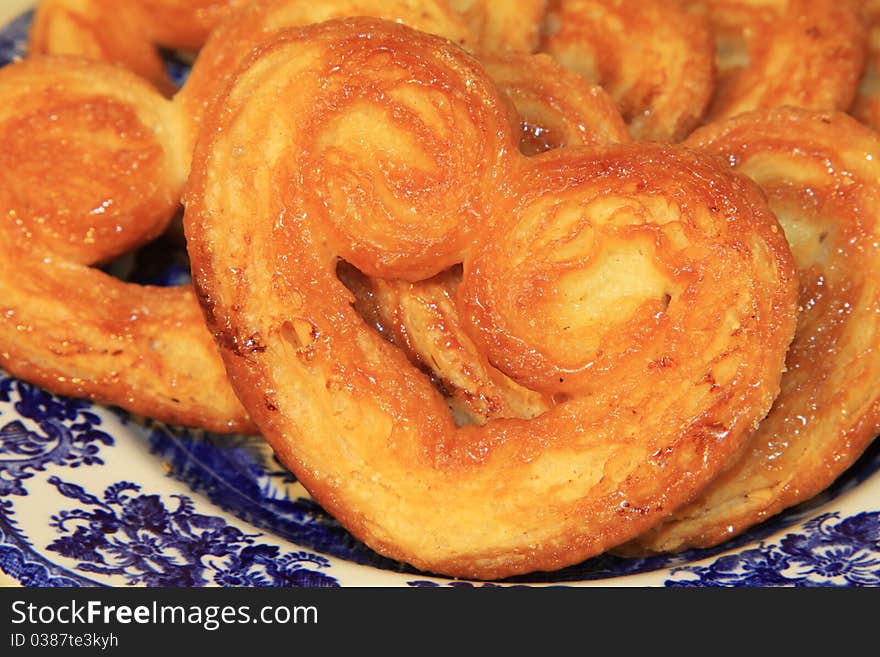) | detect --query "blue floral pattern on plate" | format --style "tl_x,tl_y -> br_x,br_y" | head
1,5 -> 879,587
667,512 -> 880,587
45,477 -> 337,587
0,378 -> 114,496
0,377 -> 340,587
